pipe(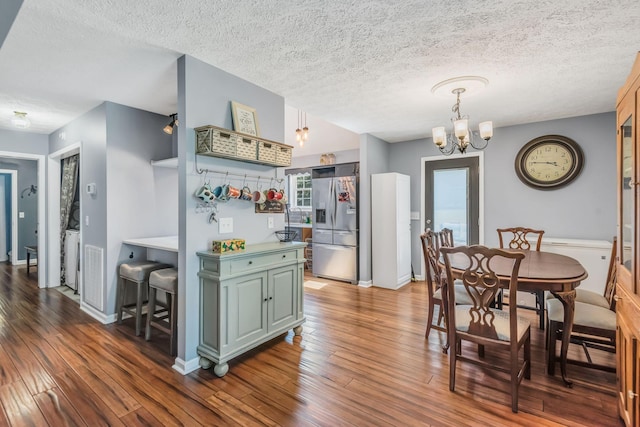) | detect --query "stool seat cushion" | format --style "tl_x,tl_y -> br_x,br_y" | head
120,261 -> 170,282
149,268 -> 178,293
